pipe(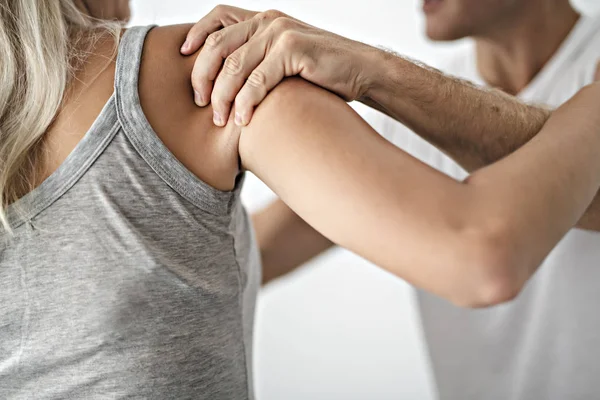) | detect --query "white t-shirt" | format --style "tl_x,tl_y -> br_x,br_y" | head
363,15 -> 600,400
